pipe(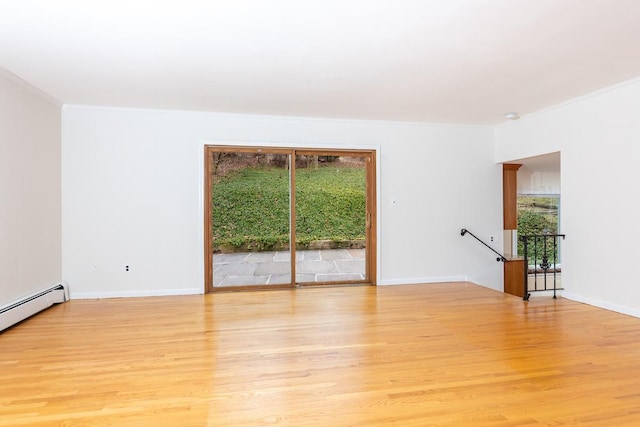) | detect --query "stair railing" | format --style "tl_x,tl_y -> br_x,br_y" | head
460,228 -> 508,262
521,234 -> 566,300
